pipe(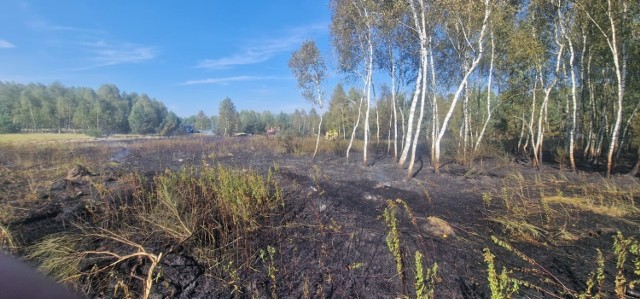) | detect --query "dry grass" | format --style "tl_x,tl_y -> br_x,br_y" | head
0,224 -> 16,252
542,195 -> 636,218
27,234 -> 84,283
0,133 -> 91,143
0,133 -> 92,143
274,134 -> 363,157
27,161 -> 283,297
485,171 -> 640,244
28,229 -> 163,299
